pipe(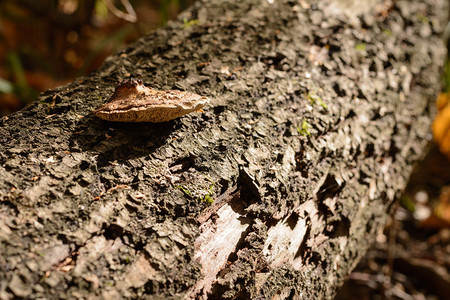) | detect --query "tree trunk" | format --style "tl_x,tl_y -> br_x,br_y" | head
0,0 -> 447,299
